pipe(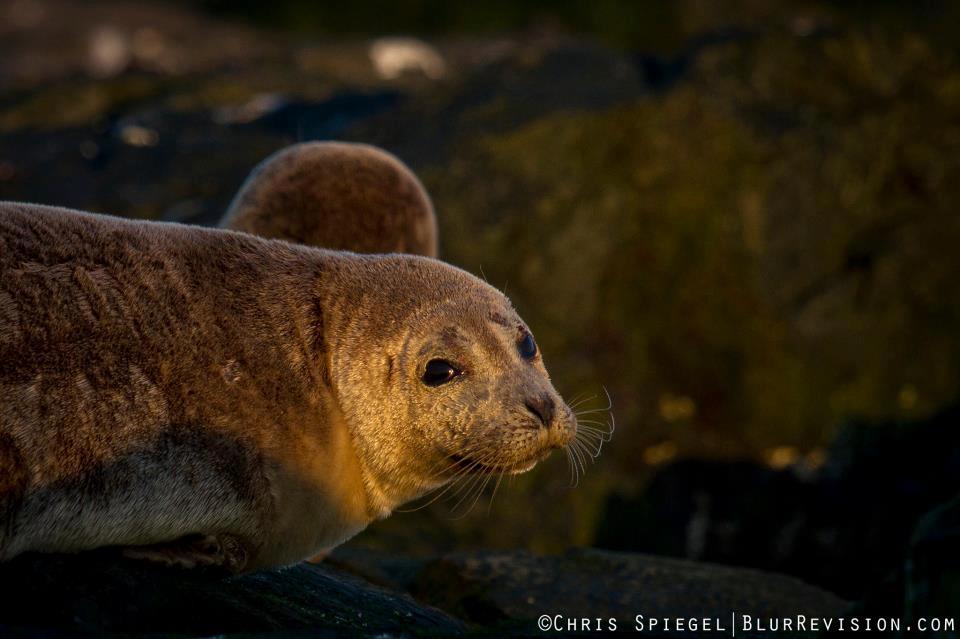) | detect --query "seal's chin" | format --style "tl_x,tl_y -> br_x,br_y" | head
508,456 -> 540,475
447,448 -> 550,476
